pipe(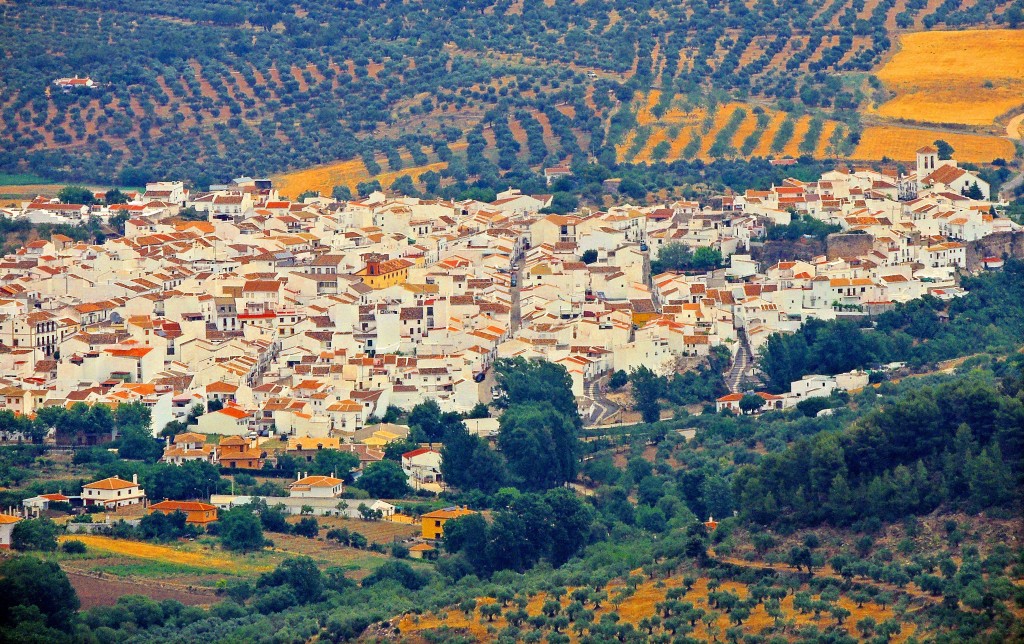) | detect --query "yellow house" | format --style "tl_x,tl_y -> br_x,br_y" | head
354,254 -> 412,290
630,298 -> 661,327
421,506 -> 476,540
